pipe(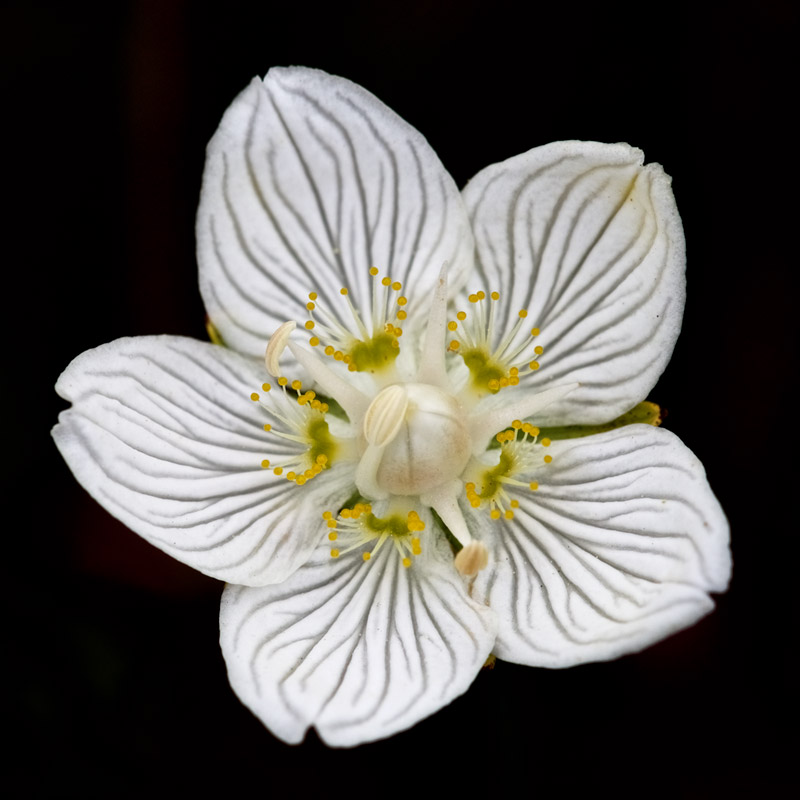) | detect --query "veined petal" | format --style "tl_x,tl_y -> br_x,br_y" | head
469,426 -> 730,667
197,66 -> 473,360
219,533 -> 496,746
463,141 -> 685,425
53,336 -> 355,586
